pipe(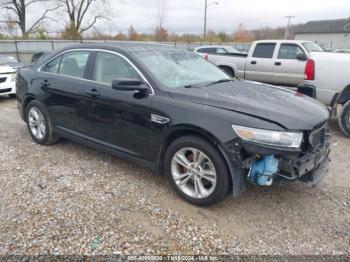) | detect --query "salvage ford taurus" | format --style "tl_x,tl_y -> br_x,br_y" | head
16,43 -> 331,206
